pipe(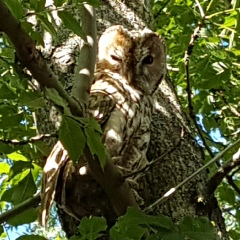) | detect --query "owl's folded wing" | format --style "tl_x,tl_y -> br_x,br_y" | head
88,90 -> 116,125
